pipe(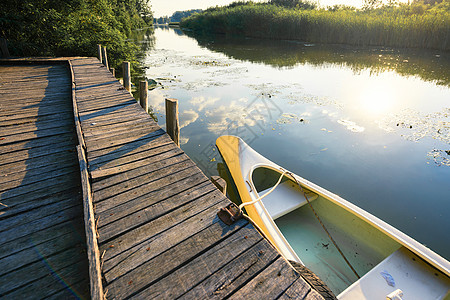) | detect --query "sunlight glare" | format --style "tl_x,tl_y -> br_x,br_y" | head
359,84 -> 397,116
